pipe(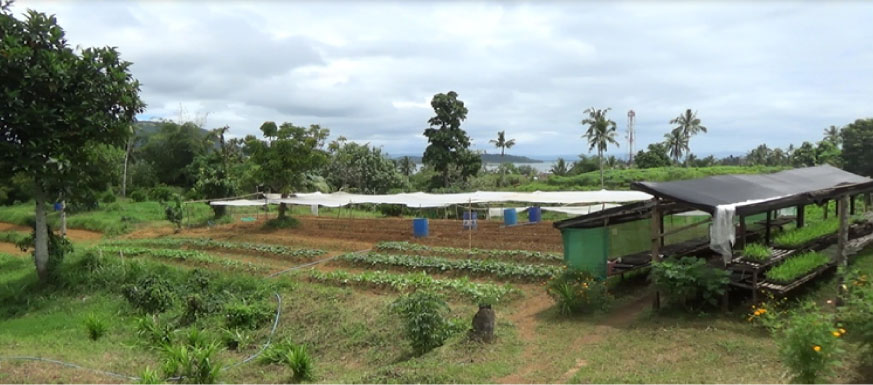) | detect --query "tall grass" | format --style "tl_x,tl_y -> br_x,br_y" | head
765,252 -> 830,284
